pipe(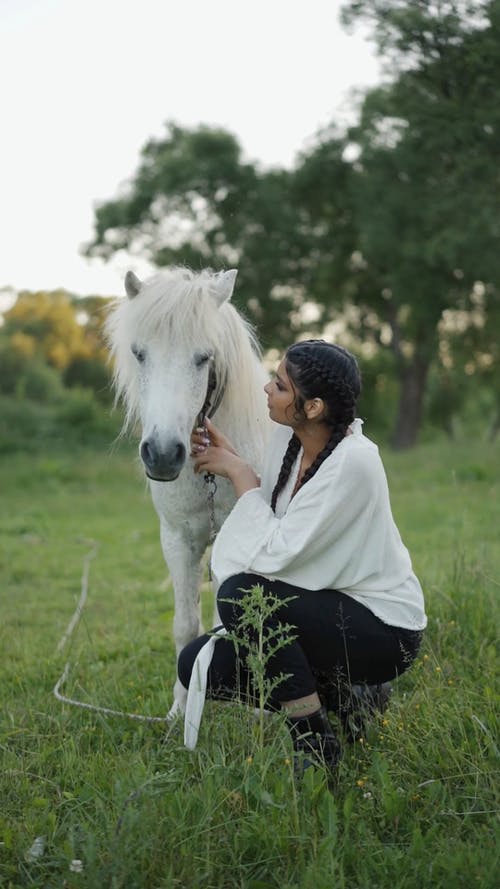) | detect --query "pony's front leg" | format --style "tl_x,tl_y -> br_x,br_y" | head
160,520 -> 206,718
